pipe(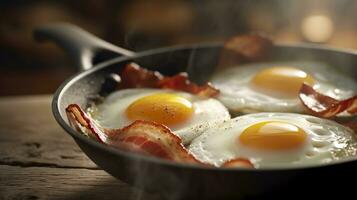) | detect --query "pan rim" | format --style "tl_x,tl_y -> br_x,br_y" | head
52,42 -> 357,172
